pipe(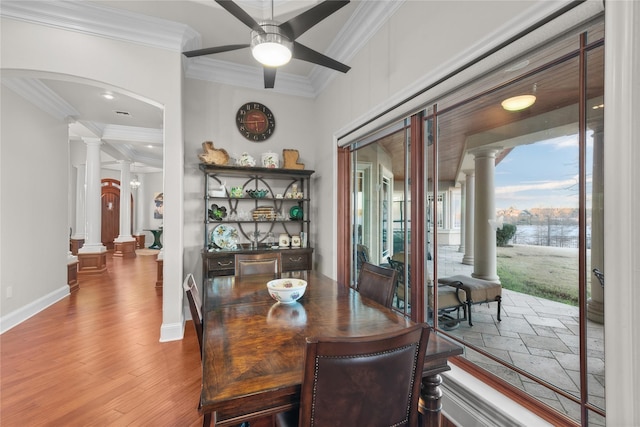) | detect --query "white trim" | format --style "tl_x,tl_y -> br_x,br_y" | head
159,318 -> 186,342
1,77 -> 79,120
102,125 -> 163,144
0,0 -> 199,52
442,364 -> 553,427
603,0 -> 640,424
0,285 -> 70,334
